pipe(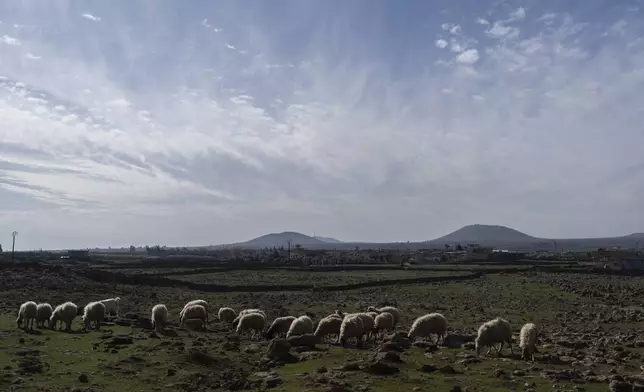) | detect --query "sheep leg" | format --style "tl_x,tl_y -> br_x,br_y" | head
496,342 -> 503,355
508,341 -> 513,355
